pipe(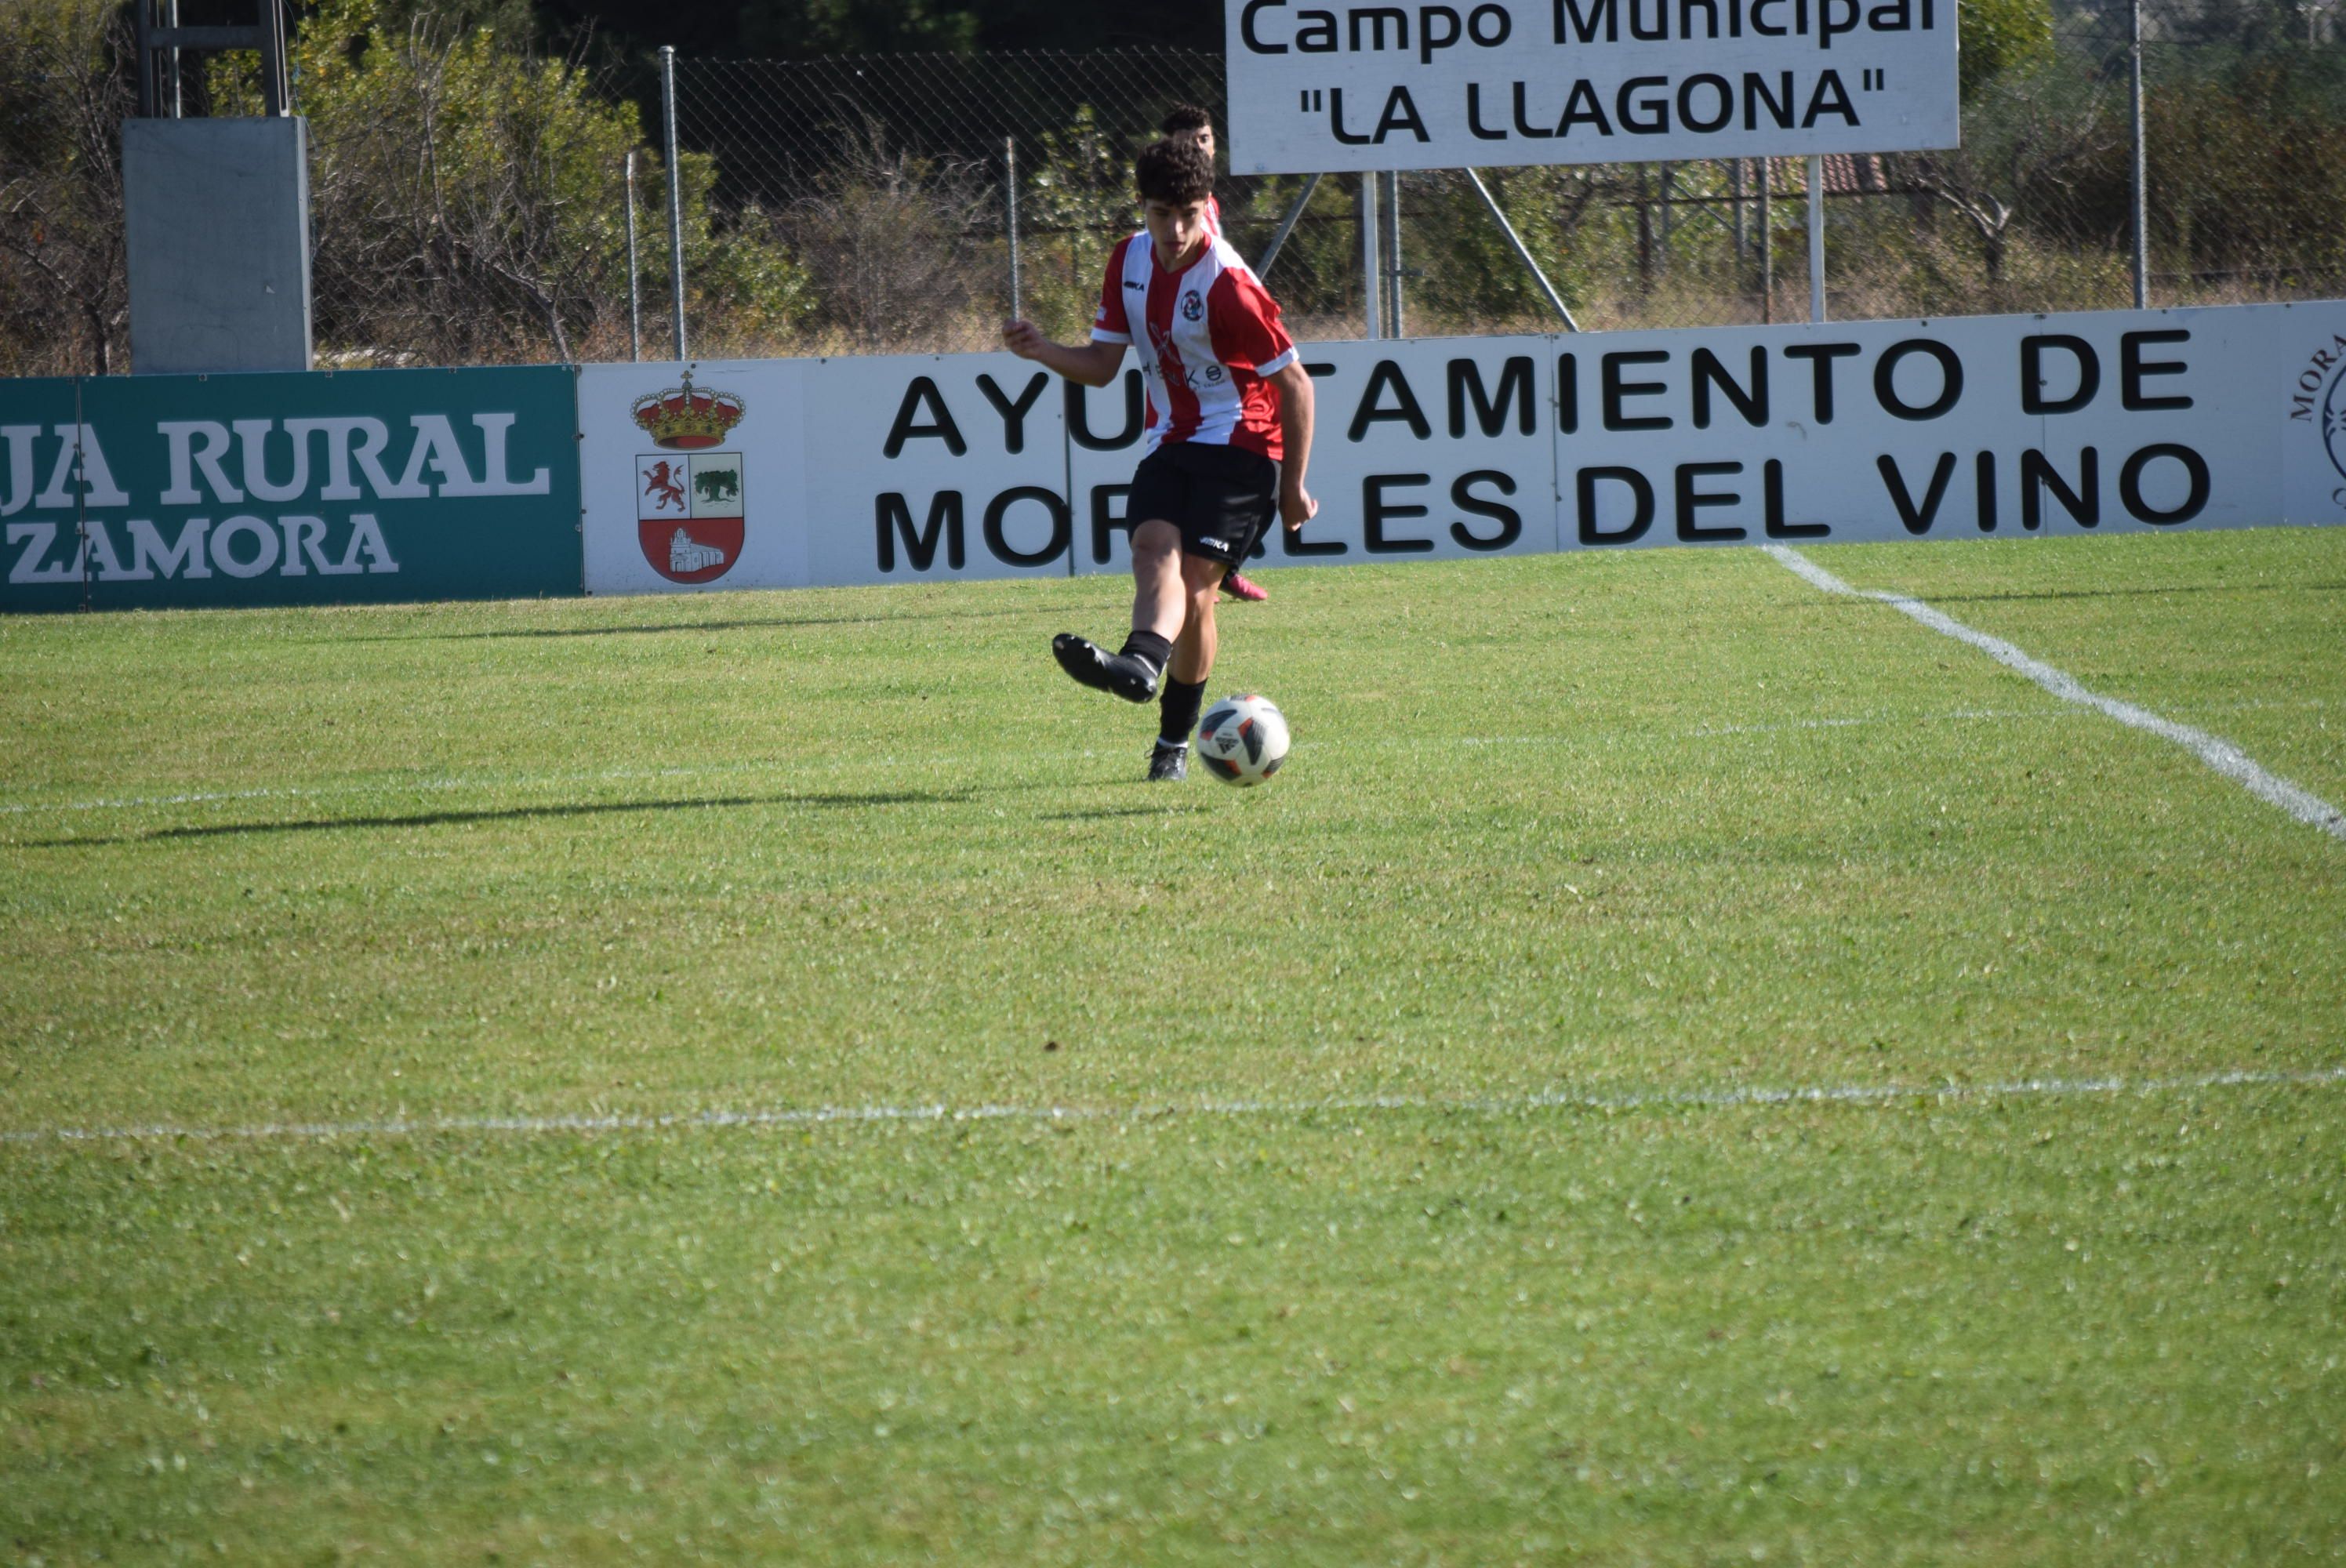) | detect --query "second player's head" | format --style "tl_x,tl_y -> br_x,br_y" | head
1160,103 -> 1215,163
